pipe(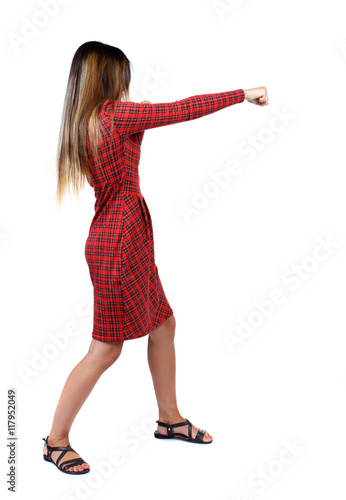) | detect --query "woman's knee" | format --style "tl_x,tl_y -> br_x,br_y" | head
88,338 -> 124,369
149,314 -> 176,341
166,314 -> 176,333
